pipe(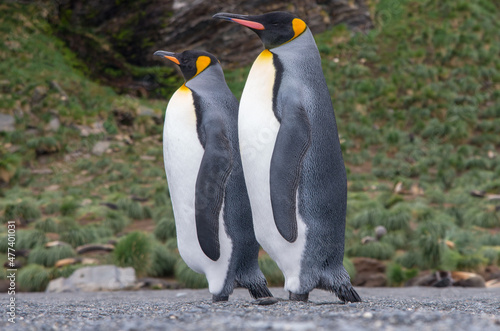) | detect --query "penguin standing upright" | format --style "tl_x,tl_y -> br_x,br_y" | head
213,12 -> 361,302
154,49 -> 273,302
